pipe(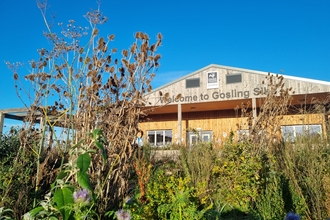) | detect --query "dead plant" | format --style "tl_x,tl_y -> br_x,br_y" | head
248,73 -> 293,154
6,1 -> 162,213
